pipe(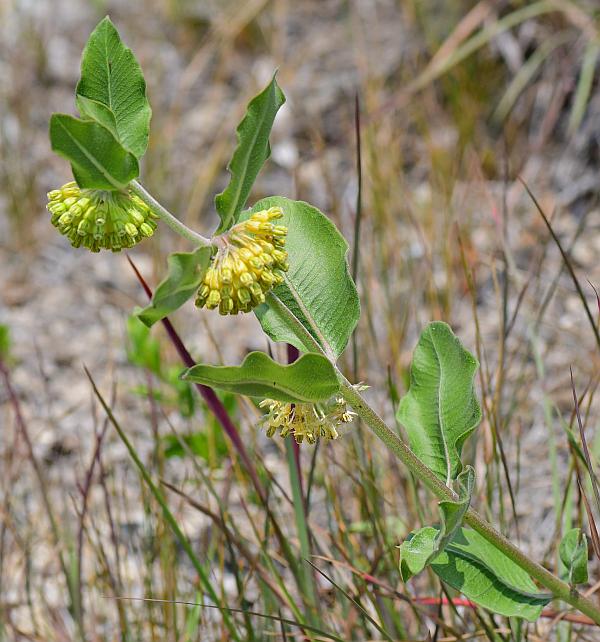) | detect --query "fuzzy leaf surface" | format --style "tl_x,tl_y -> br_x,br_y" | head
137,247 -> 213,327
215,75 -> 285,233
76,16 -> 151,158
182,352 -> 340,403
400,526 -> 550,621
397,322 -> 481,483
246,197 -> 360,360
49,114 -> 139,190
